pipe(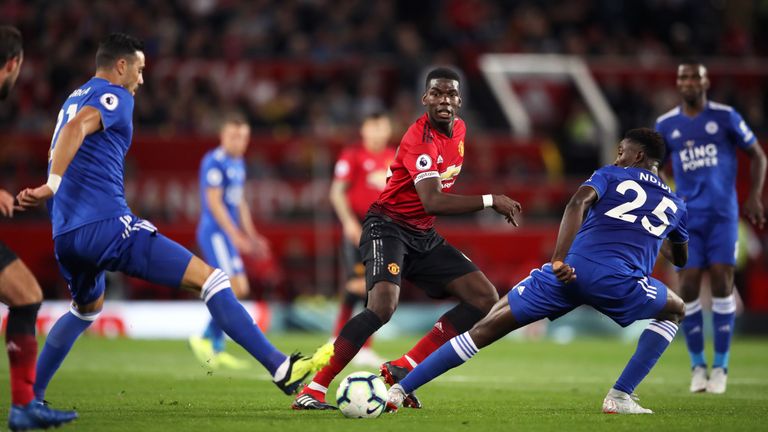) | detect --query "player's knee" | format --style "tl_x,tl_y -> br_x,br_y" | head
0,260 -> 44,306
368,302 -> 396,323
471,288 -> 499,313
366,282 -> 399,323
666,296 -> 686,324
